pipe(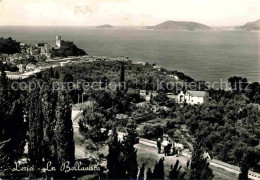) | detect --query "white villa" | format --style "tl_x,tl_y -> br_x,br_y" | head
177,90 -> 209,105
